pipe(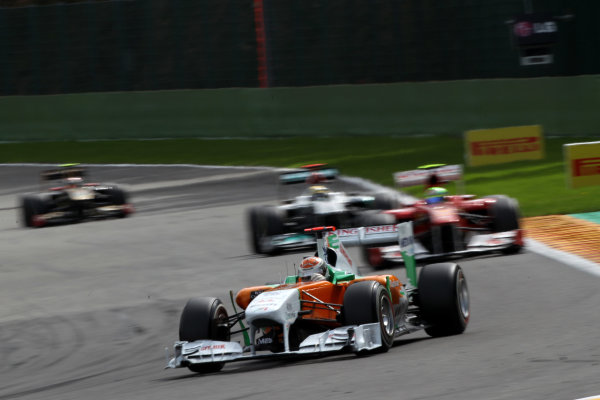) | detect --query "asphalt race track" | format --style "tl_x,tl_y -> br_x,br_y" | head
1,165 -> 599,400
